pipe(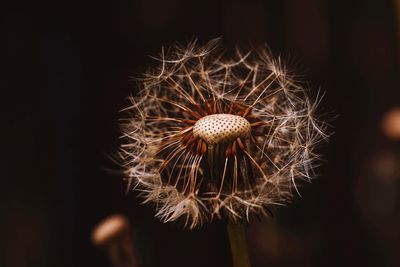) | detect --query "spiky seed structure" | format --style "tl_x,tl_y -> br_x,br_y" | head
120,39 -> 327,228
